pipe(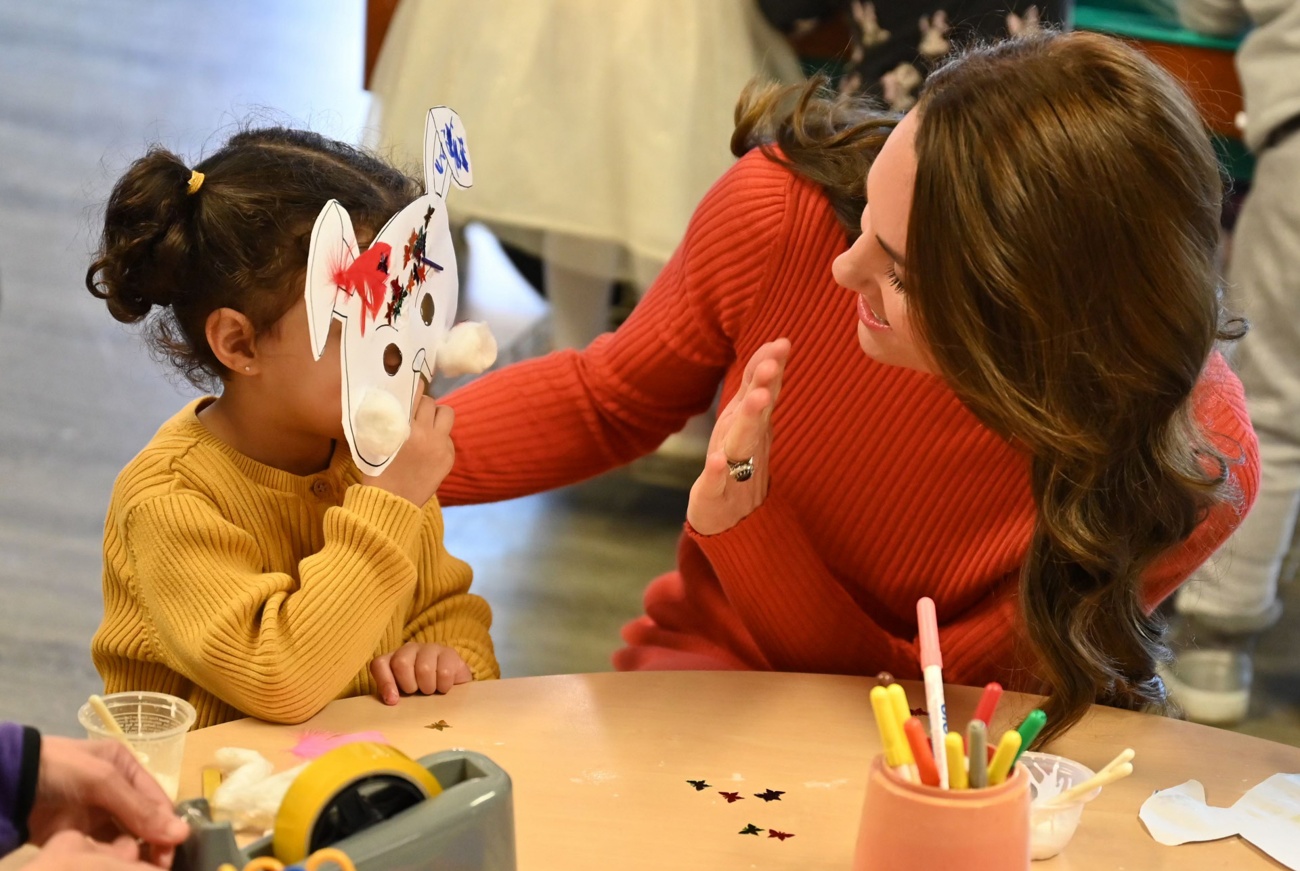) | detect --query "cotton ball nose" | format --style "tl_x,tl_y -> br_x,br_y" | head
352,387 -> 411,460
436,321 -> 498,378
